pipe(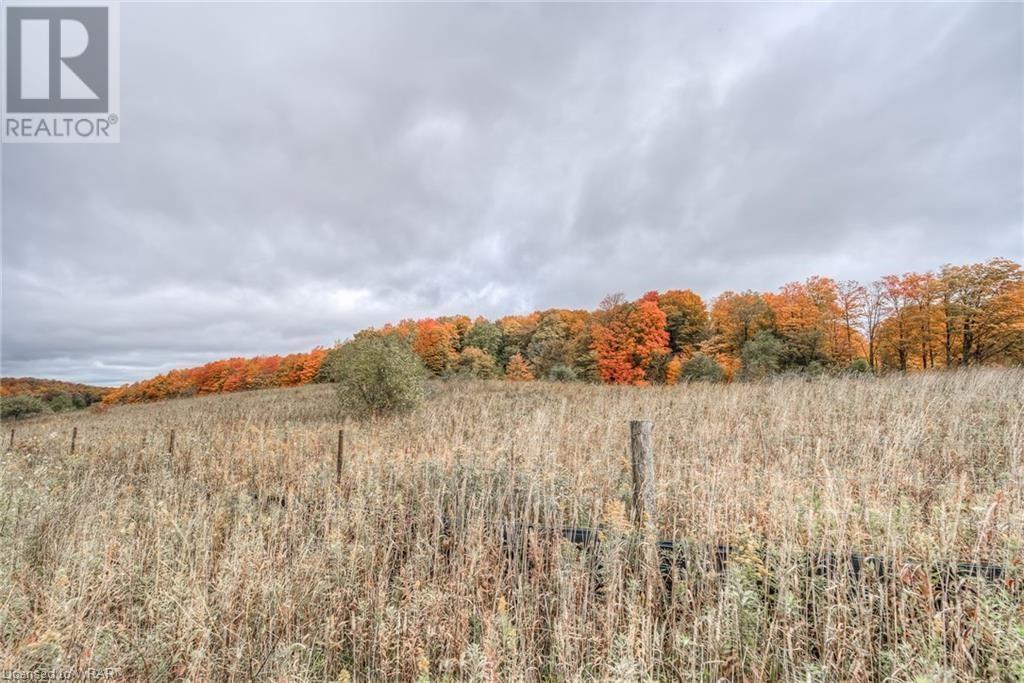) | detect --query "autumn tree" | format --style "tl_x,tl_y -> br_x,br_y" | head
808,276 -> 852,362
456,347 -> 498,379
248,356 -> 280,389
863,281 -> 887,373
498,314 -> 539,368
591,292 -> 670,385
940,258 -> 1024,366
657,290 -> 708,354
572,324 -> 600,382
904,271 -> 942,369
835,280 -> 867,364
526,310 -> 590,379
439,315 -> 473,351
876,275 -> 916,371
764,282 -> 829,368
412,319 -> 459,375
276,353 -> 309,386
504,353 -> 534,381
709,291 -> 774,357
664,357 -> 683,385
464,318 -> 503,359
526,312 -> 573,378
374,319 -> 417,343
300,348 -> 327,384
